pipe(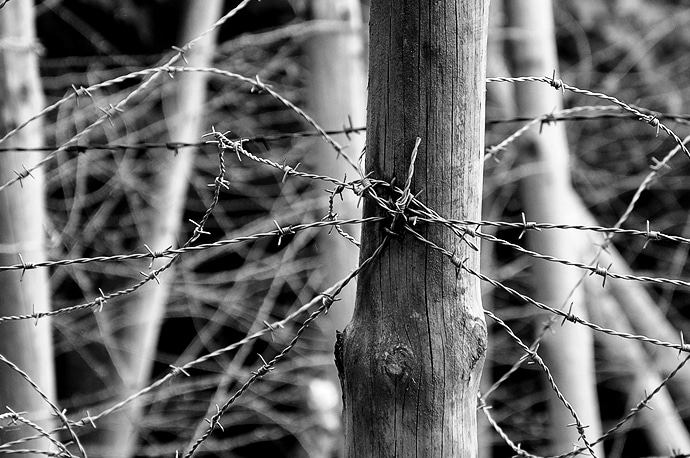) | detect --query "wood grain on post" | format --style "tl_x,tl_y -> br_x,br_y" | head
340,1 -> 490,456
